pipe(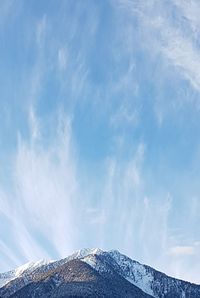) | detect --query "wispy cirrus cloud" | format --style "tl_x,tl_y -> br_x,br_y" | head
0,110 -> 79,267
0,106 -> 199,283
1,0 -> 200,285
117,0 -> 200,92
0,110 -> 171,272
